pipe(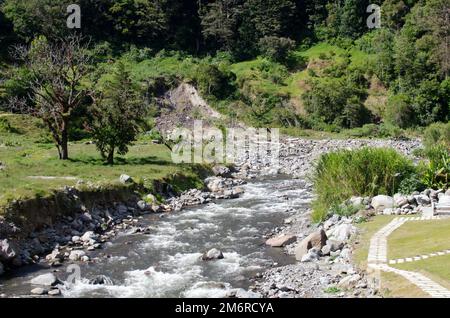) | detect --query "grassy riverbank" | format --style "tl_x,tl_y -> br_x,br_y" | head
0,113 -> 206,212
